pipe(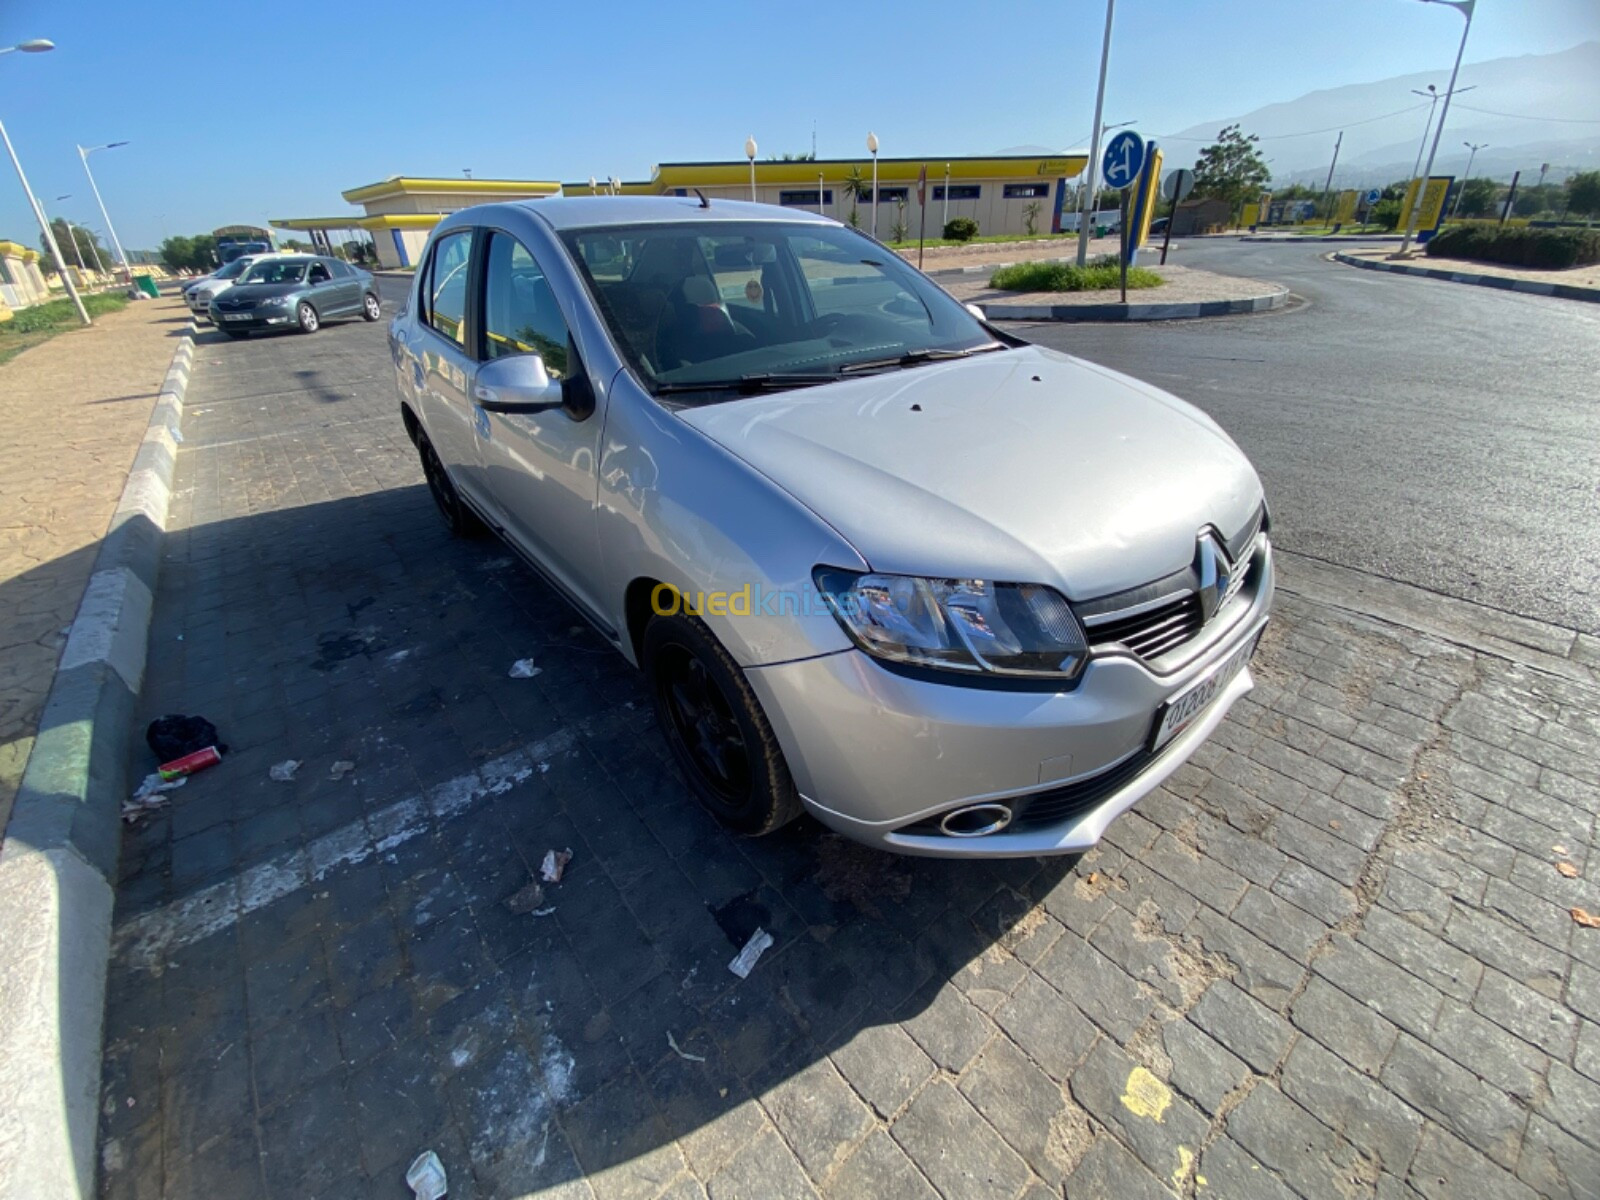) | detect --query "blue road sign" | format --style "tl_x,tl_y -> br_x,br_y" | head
1364,188 -> 1382,205
1102,131 -> 1147,191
